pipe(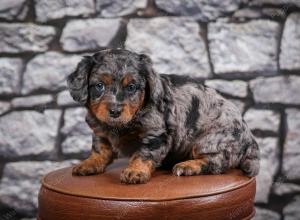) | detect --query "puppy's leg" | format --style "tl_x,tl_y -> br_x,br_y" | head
120,131 -> 171,184
72,135 -> 113,176
172,124 -> 246,176
240,141 -> 260,177
173,140 -> 227,176
172,157 -> 207,176
120,153 -> 154,184
172,153 -> 226,176
177,128 -> 260,177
